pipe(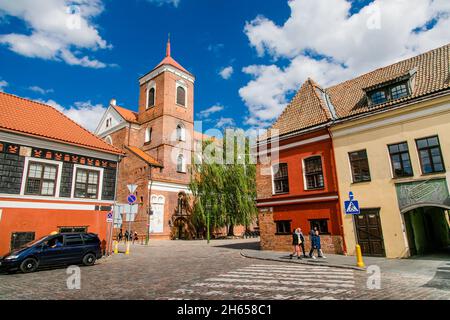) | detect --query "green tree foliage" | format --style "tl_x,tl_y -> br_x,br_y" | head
189,132 -> 257,238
